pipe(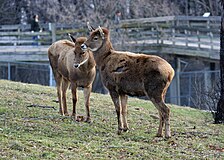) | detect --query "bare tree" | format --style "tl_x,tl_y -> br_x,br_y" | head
0,0 -> 19,24
0,0 -> 222,25
215,0 -> 224,123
